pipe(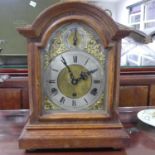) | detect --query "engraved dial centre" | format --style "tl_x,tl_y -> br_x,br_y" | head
58,65 -> 92,99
